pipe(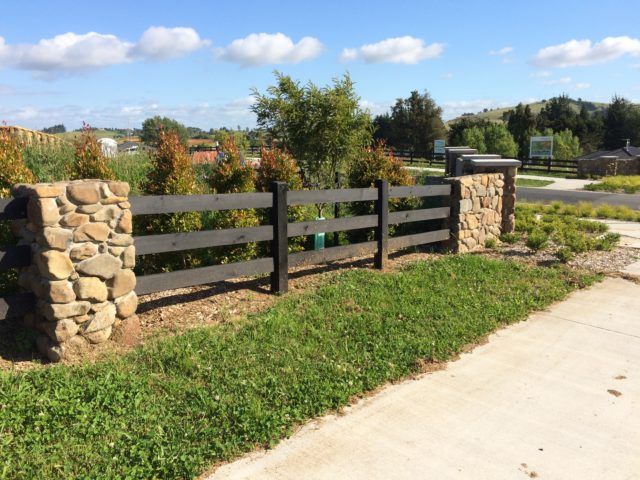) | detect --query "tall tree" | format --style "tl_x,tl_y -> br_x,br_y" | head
374,90 -> 446,153
140,116 -> 189,146
448,117 -> 493,147
603,96 -> 640,149
252,72 -> 372,189
574,104 -> 604,153
507,103 -> 537,157
536,95 -> 577,133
